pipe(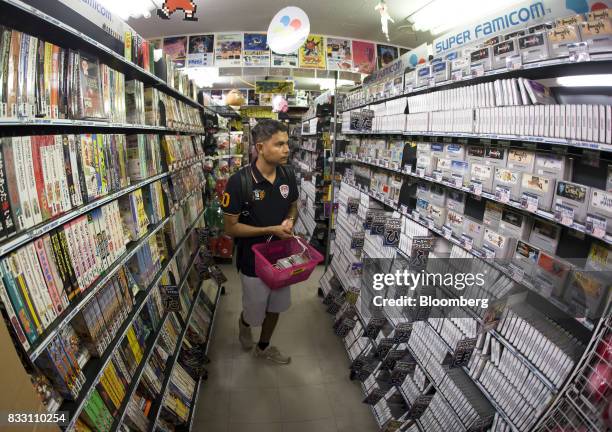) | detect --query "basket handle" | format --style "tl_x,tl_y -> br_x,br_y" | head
266,234 -> 309,257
